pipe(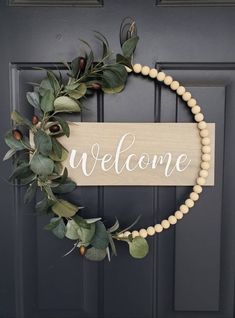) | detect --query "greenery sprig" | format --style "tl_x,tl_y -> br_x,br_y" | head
3,32 -> 149,261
